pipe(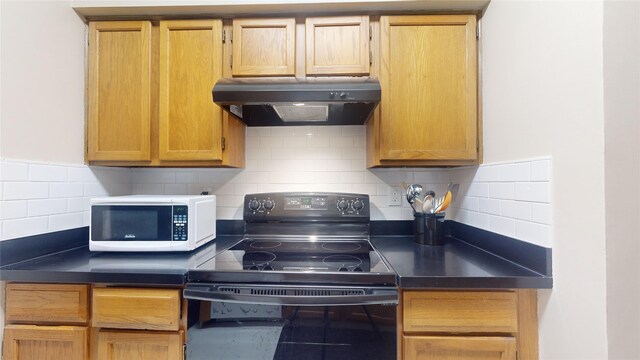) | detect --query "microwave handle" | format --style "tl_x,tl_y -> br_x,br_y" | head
184,284 -> 398,306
